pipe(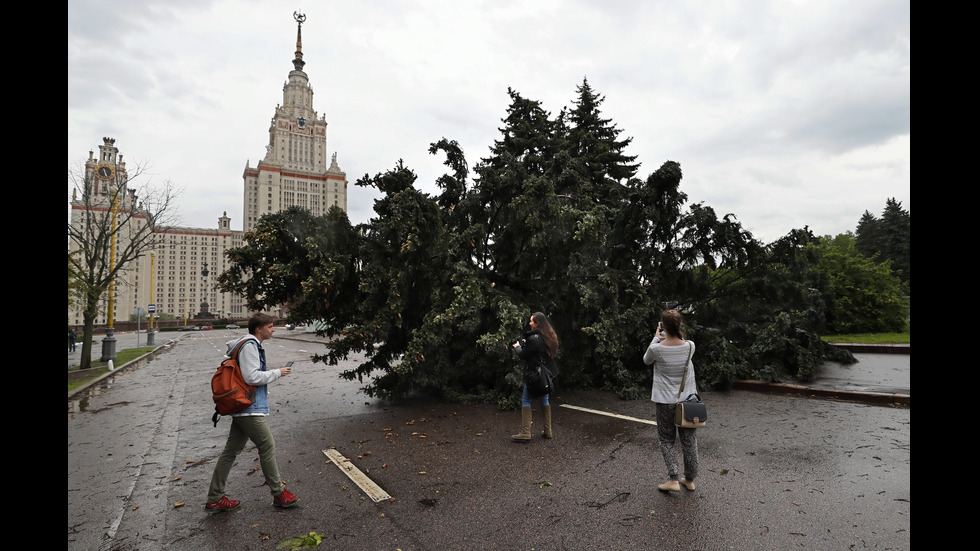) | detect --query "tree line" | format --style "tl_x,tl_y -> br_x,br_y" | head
218,79 -> 904,405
